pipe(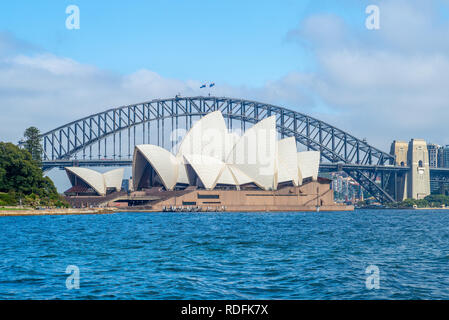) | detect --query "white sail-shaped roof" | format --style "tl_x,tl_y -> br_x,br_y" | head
228,165 -> 253,186
227,116 -> 277,190
175,111 -> 230,184
214,164 -> 255,187
277,137 -> 299,186
177,163 -> 190,185
103,168 -> 125,191
129,112 -> 324,192
215,165 -> 237,186
297,151 -> 320,183
223,132 -> 240,161
183,154 -> 225,190
176,111 -> 229,161
133,145 -> 179,191
65,167 -> 107,196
